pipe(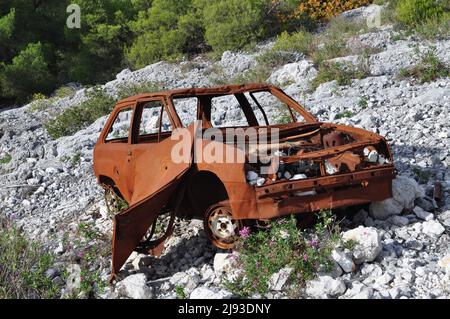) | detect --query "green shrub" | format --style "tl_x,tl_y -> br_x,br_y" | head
54,86 -> 77,99
28,93 -> 52,113
44,87 -> 115,139
395,0 -> 445,28
358,97 -> 368,109
311,62 -> 368,91
202,0 -> 270,54
0,42 -> 54,102
0,153 -> 12,164
272,30 -> 315,55
311,16 -> 367,65
335,110 -> 355,119
223,210 -> 341,297
398,47 -> 450,83
0,218 -> 58,298
125,0 -> 200,69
